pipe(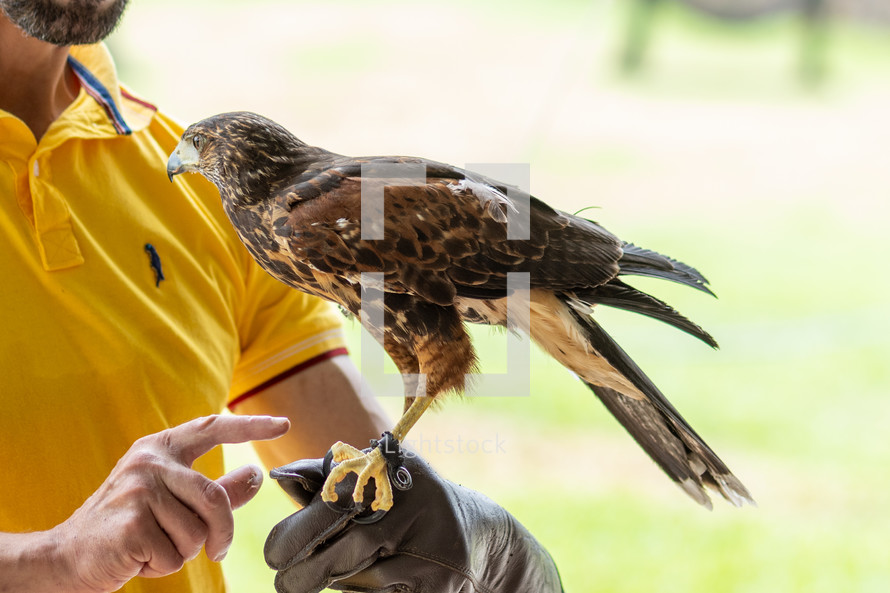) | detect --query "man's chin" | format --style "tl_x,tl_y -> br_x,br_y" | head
0,0 -> 130,46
